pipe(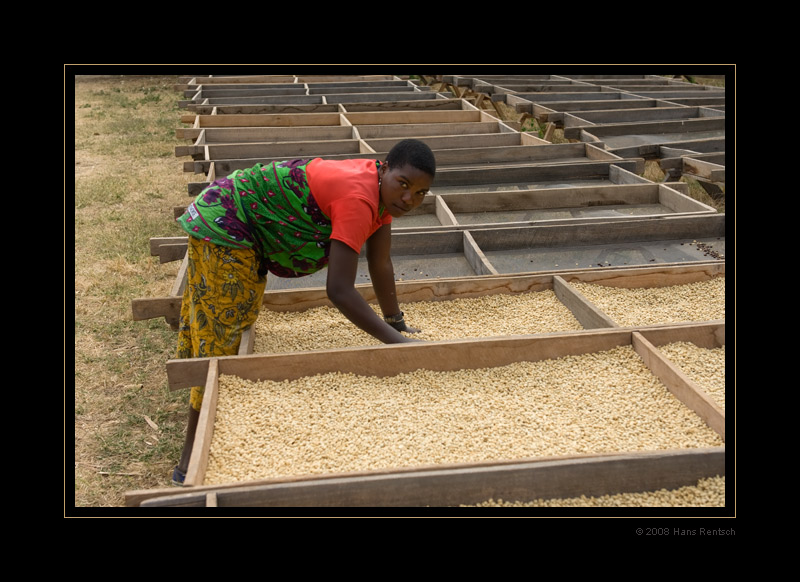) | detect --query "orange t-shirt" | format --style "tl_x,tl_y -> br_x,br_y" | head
306,158 -> 393,253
